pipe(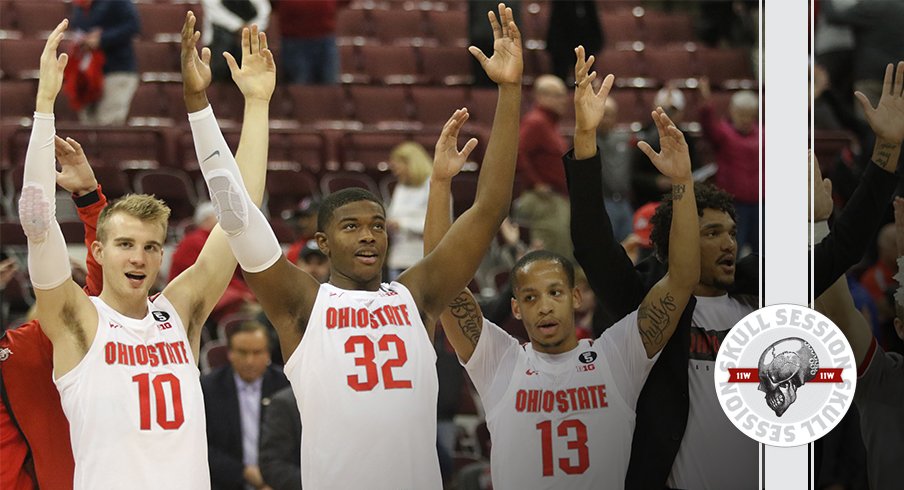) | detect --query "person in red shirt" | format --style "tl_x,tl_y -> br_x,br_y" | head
513,74 -> 572,260
0,135 -> 106,490
860,223 -> 897,323
271,0 -> 350,85
698,77 -> 761,256
169,201 -> 255,323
